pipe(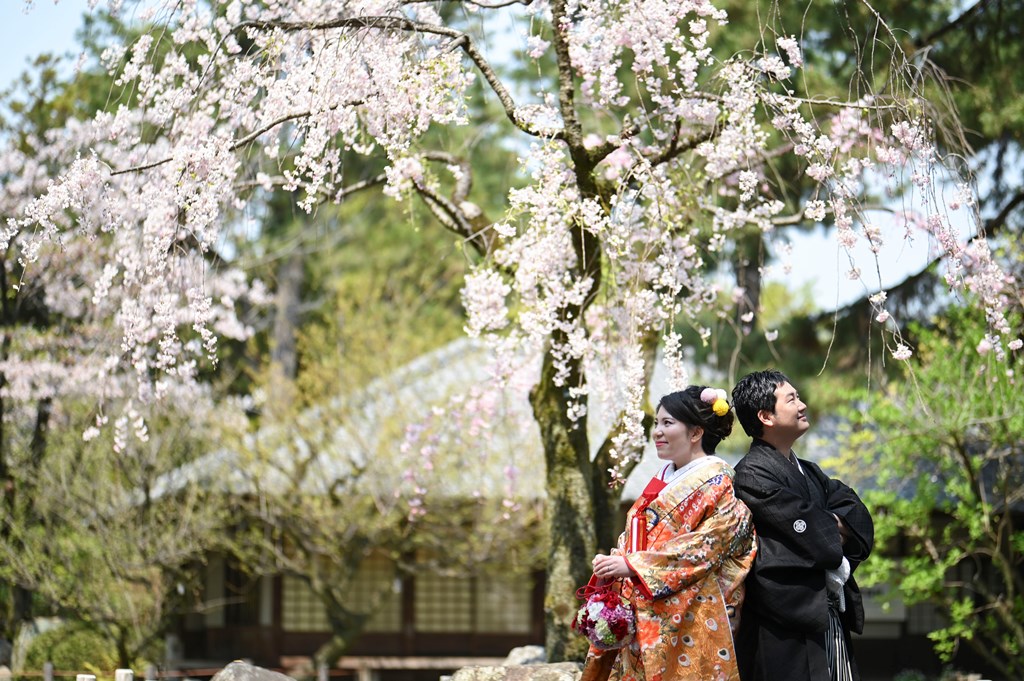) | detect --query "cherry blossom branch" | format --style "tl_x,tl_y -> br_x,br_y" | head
111,99 -> 368,176
234,173 -> 387,202
416,186 -> 470,235
421,151 -> 472,204
647,126 -> 717,167
784,95 -> 904,111
414,182 -> 496,257
399,0 -> 533,7
335,174 -> 389,201
584,118 -> 640,167
638,89 -> 900,172
233,16 -> 539,138
416,152 -> 504,258
817,188 -> 1024,320
227,106 -> 356,152
753,91 -> 905,111
770,204 -> 900,226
